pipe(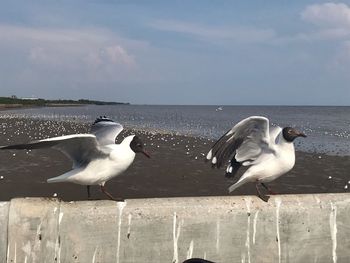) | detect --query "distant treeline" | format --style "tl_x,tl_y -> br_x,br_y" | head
0,97 -> 129,106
